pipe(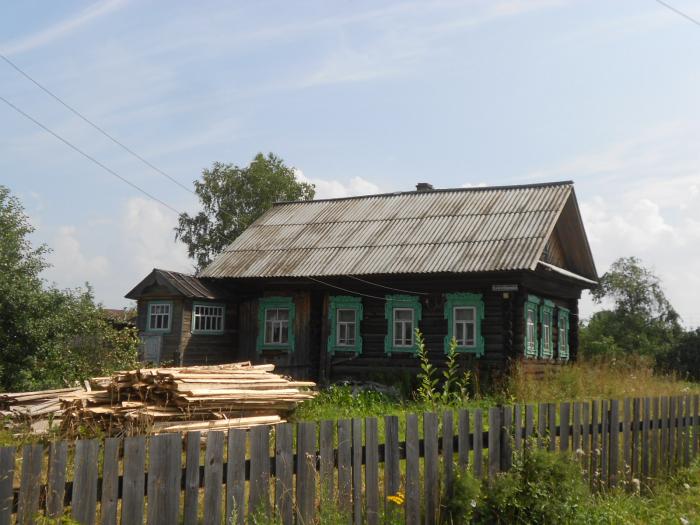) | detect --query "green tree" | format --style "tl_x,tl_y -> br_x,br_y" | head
175,153 -> 315,270
580,257 -> 681,358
